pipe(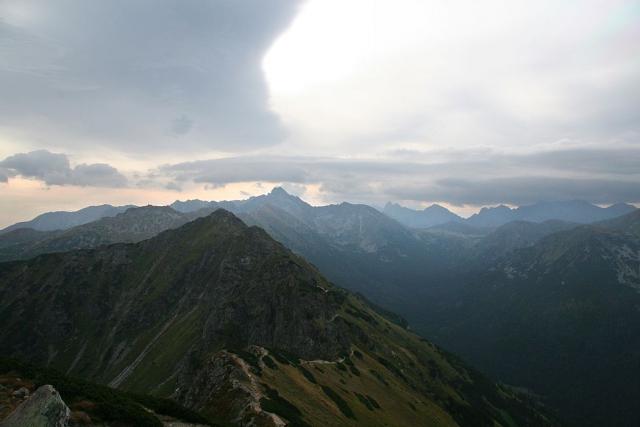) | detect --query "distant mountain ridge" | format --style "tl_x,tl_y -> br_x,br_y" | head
383,202 -> 463,228
3,190 -> 635,235
0,206 -> 188,262
466,200 -> 636,227
0,204 -> 135,234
